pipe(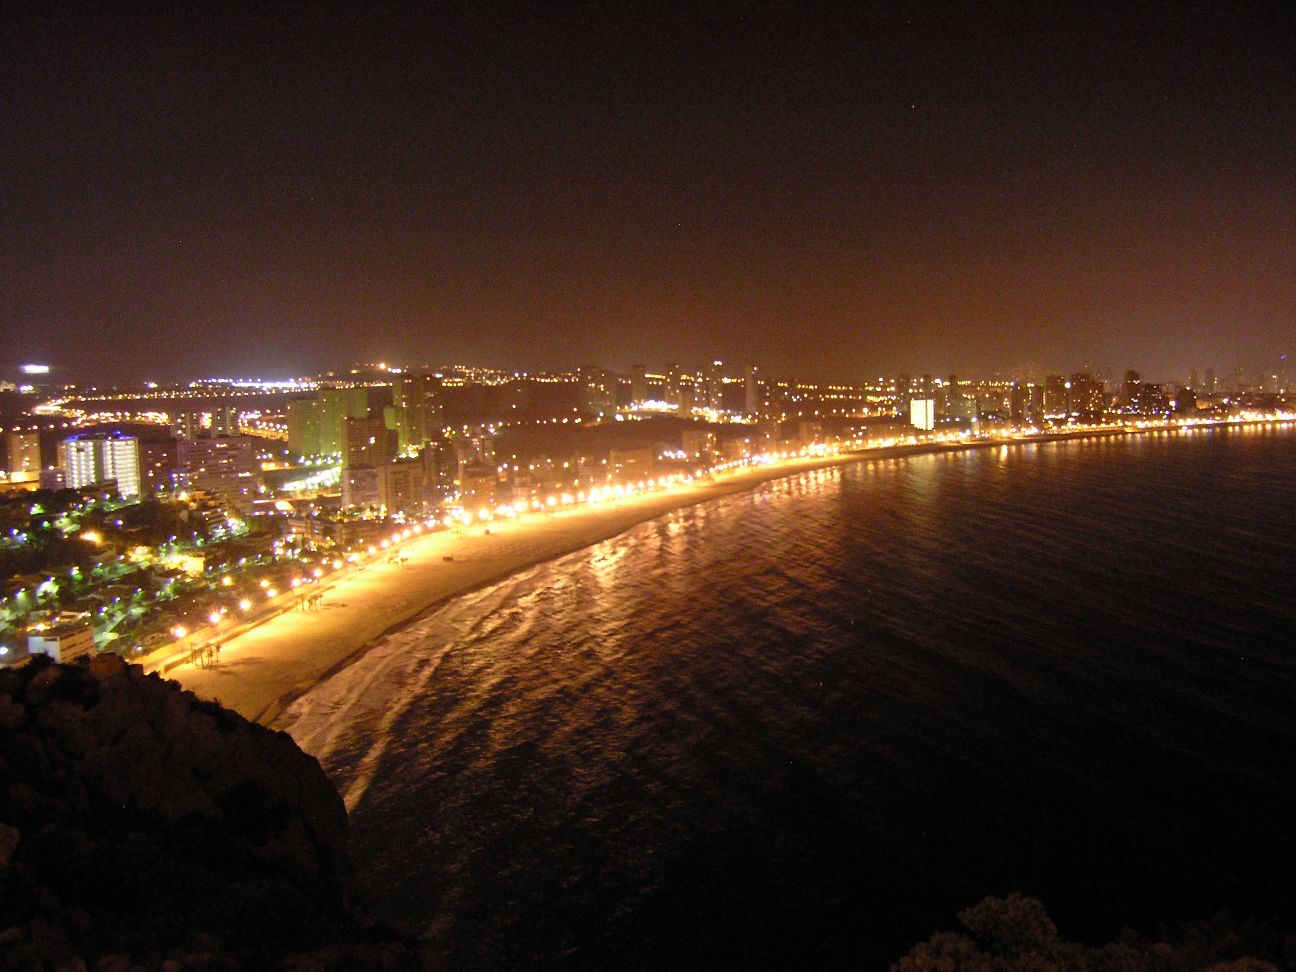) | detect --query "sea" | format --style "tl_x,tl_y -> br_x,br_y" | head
282,424 -> 1296,970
